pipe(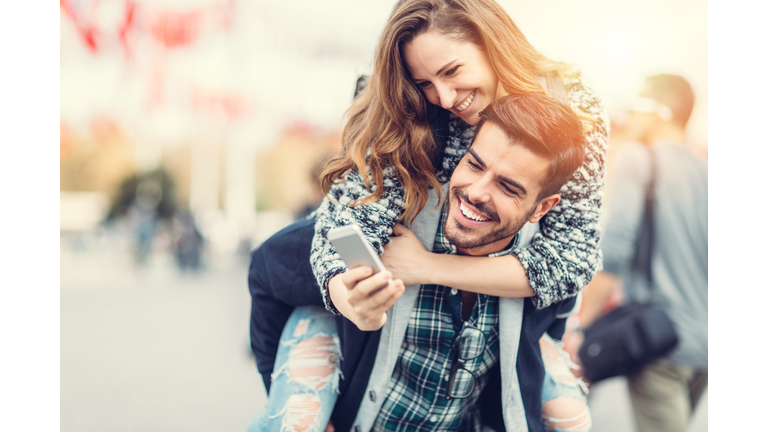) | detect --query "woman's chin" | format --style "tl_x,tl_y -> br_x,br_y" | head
460,111 -> 481,126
